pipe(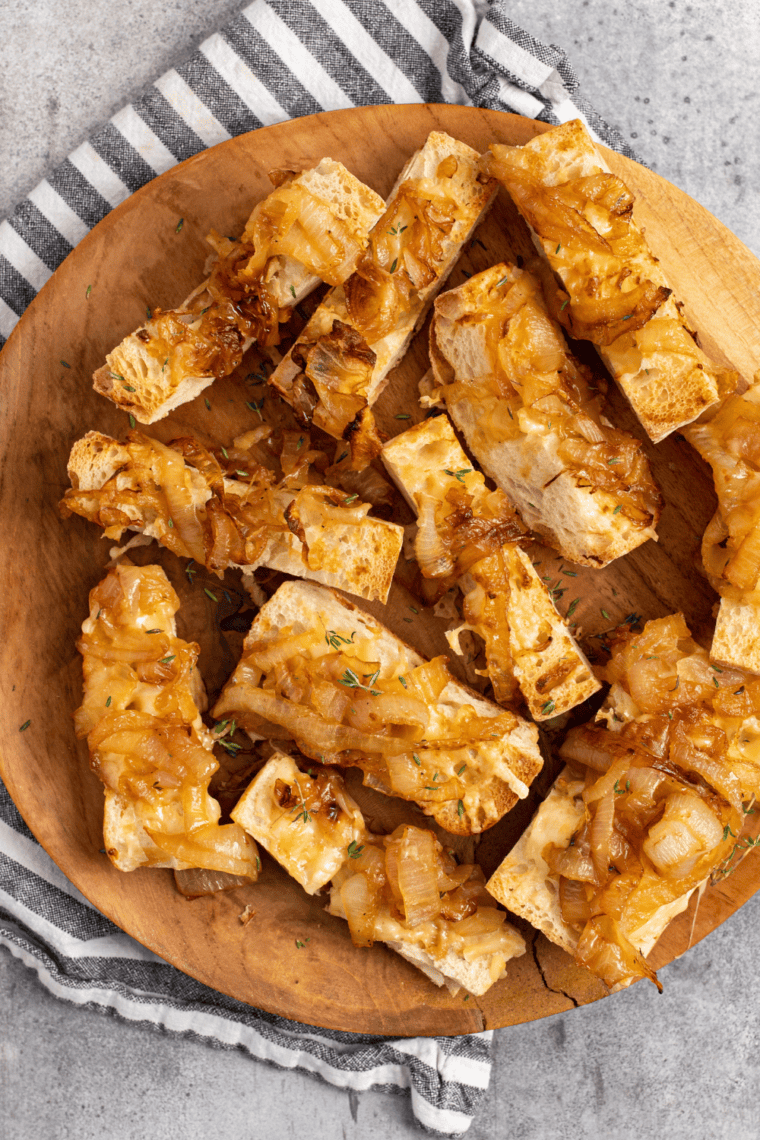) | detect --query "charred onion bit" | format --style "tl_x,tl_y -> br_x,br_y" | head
75,562 -> 260,877
550,613 -> 758,990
